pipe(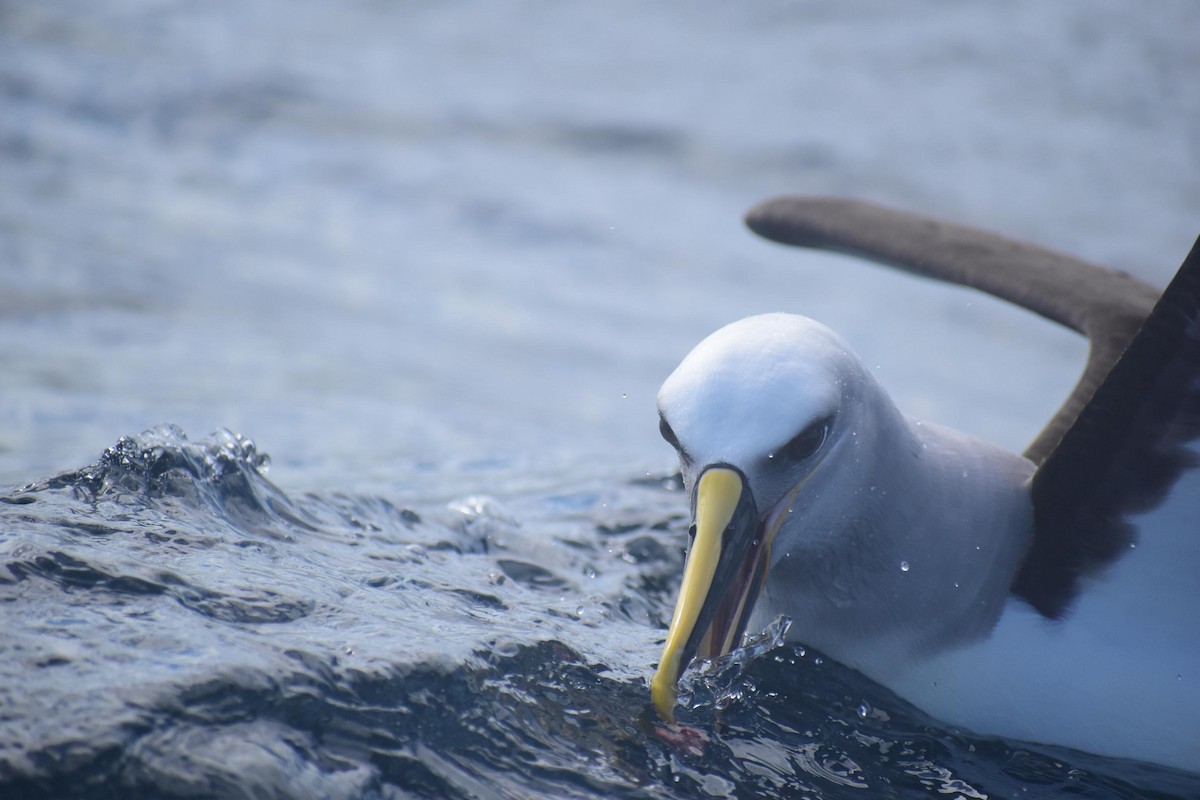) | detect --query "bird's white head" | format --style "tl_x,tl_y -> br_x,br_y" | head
650,313 -> 907,720
657,313 -> 862,495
